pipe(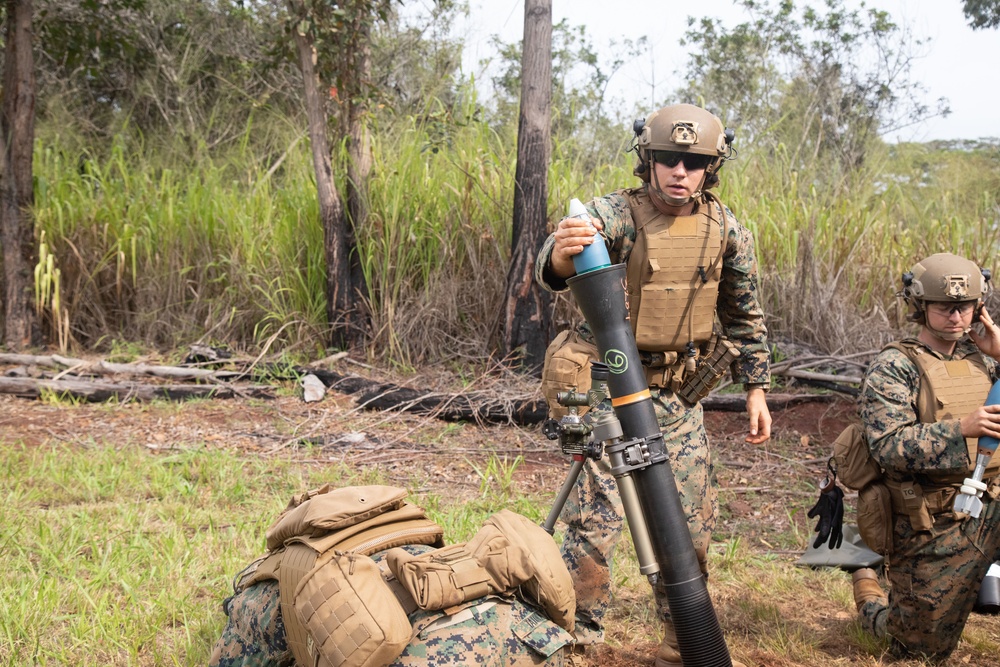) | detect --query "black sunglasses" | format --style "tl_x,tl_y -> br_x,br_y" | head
650,150 -> 713,171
